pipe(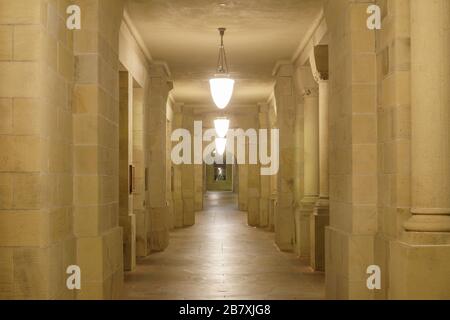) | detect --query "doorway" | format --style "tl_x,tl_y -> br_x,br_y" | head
205,154 -> 234,192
